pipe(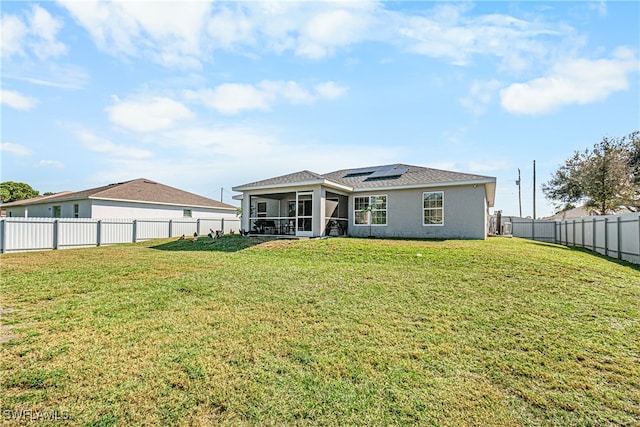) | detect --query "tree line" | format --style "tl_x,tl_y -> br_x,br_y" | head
0,182 -> 42,204
543,131 -> 639,215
